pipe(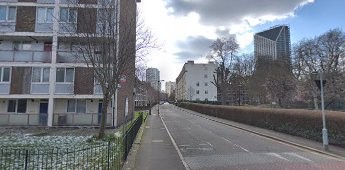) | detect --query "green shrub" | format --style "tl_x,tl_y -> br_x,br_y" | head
179,102 -> 345,147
